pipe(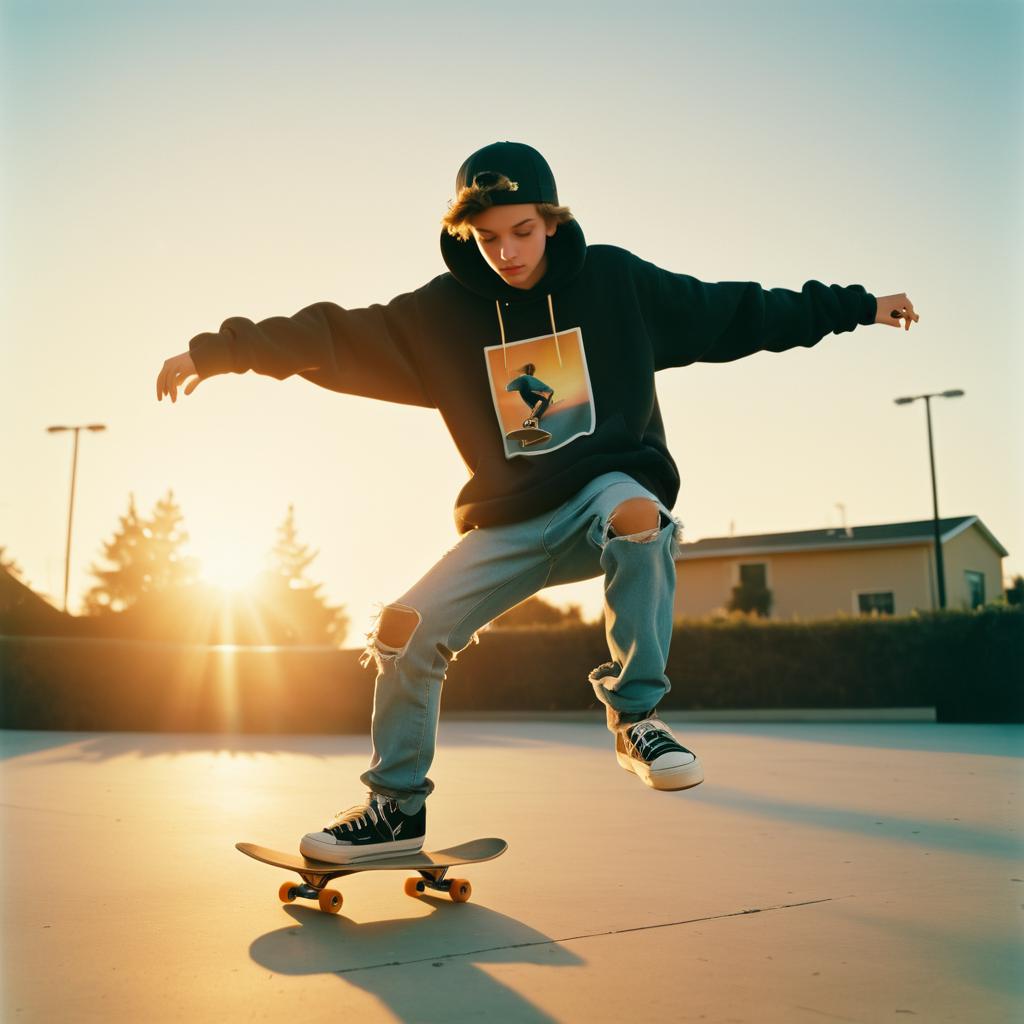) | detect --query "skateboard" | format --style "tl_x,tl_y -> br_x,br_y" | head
505,418 -> 552,447
236,837 -> 507,914
504,398 -> 564,448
